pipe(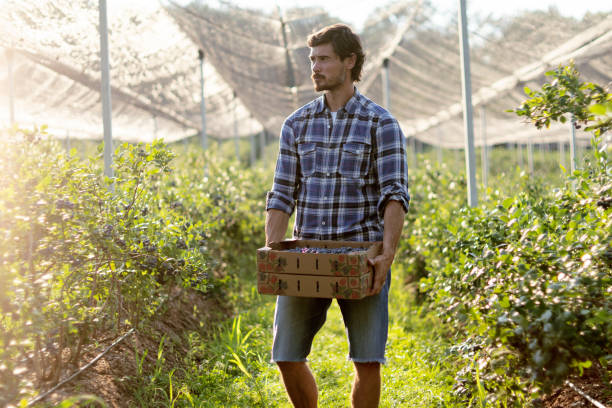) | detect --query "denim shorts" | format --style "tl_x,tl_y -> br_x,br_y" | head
271,271 -> 390,364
